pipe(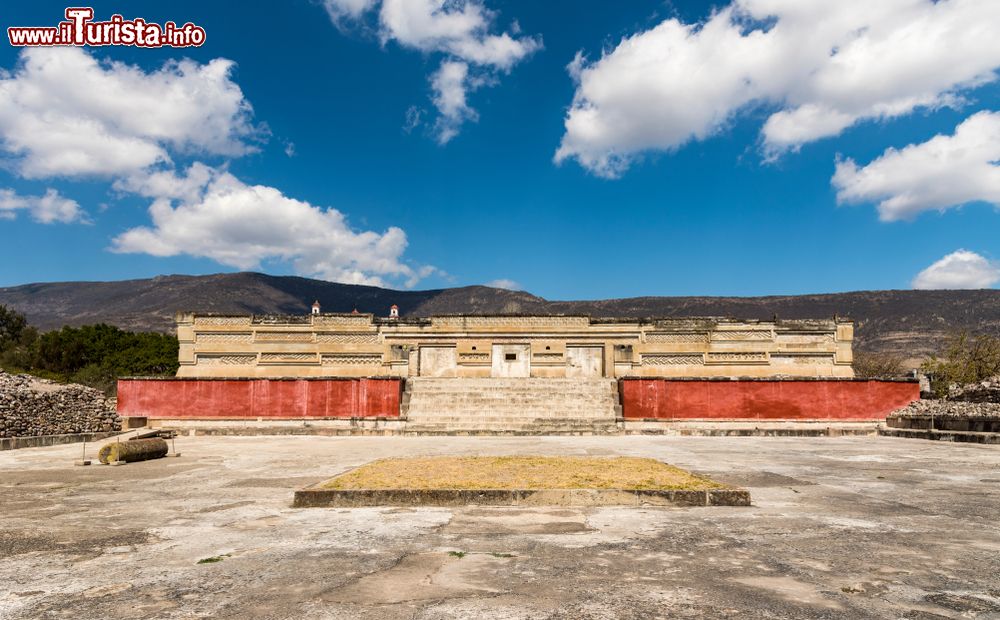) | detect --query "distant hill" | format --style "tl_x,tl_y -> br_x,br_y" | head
1,272 -> 998,362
